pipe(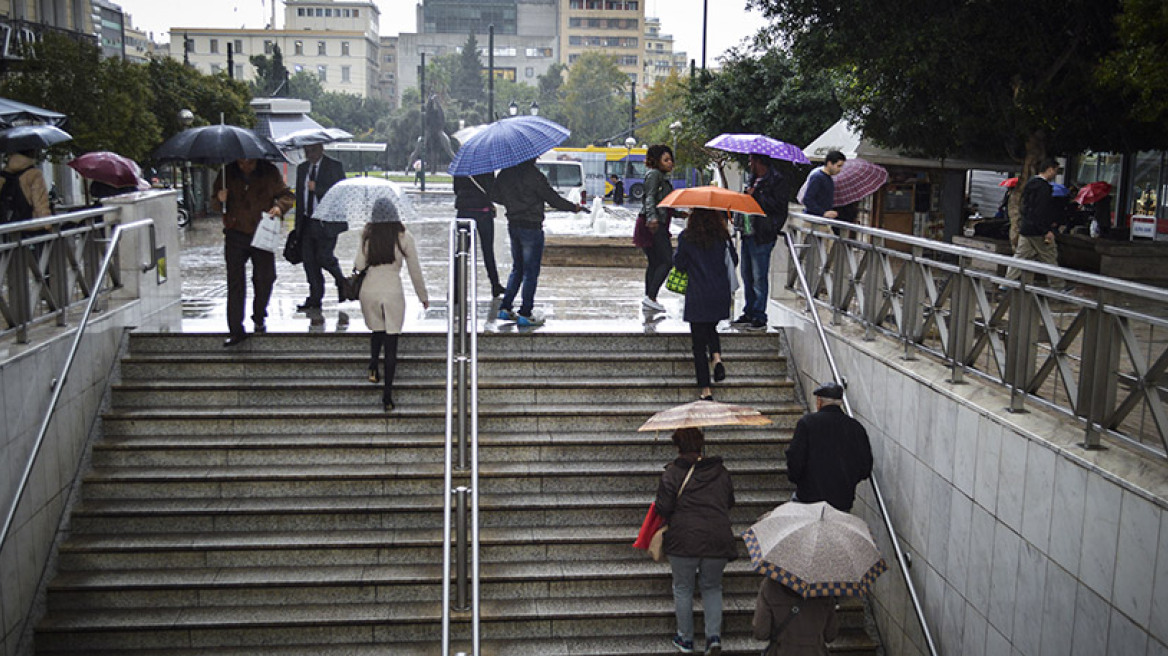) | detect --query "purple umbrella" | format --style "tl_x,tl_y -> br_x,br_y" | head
832,157 -> 888,206
705,133 -> 811,165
